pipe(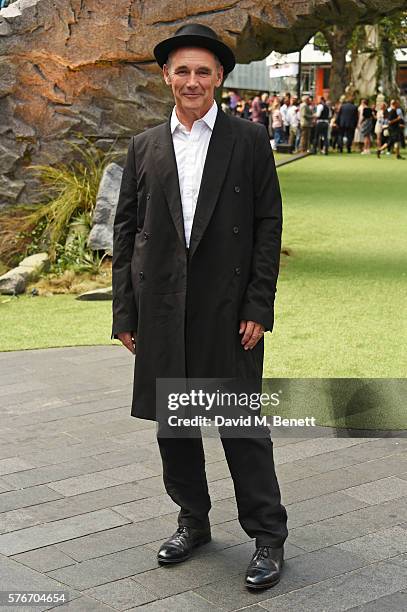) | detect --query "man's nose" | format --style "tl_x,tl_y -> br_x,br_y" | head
186,71 -> 199,87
